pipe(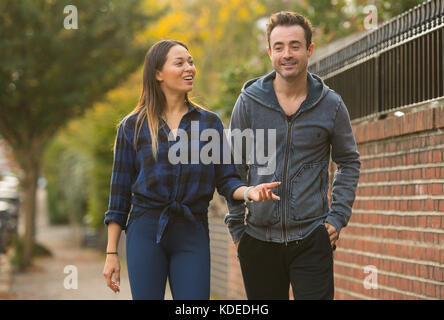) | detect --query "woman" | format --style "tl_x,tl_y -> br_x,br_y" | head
103,40 -> 280,300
